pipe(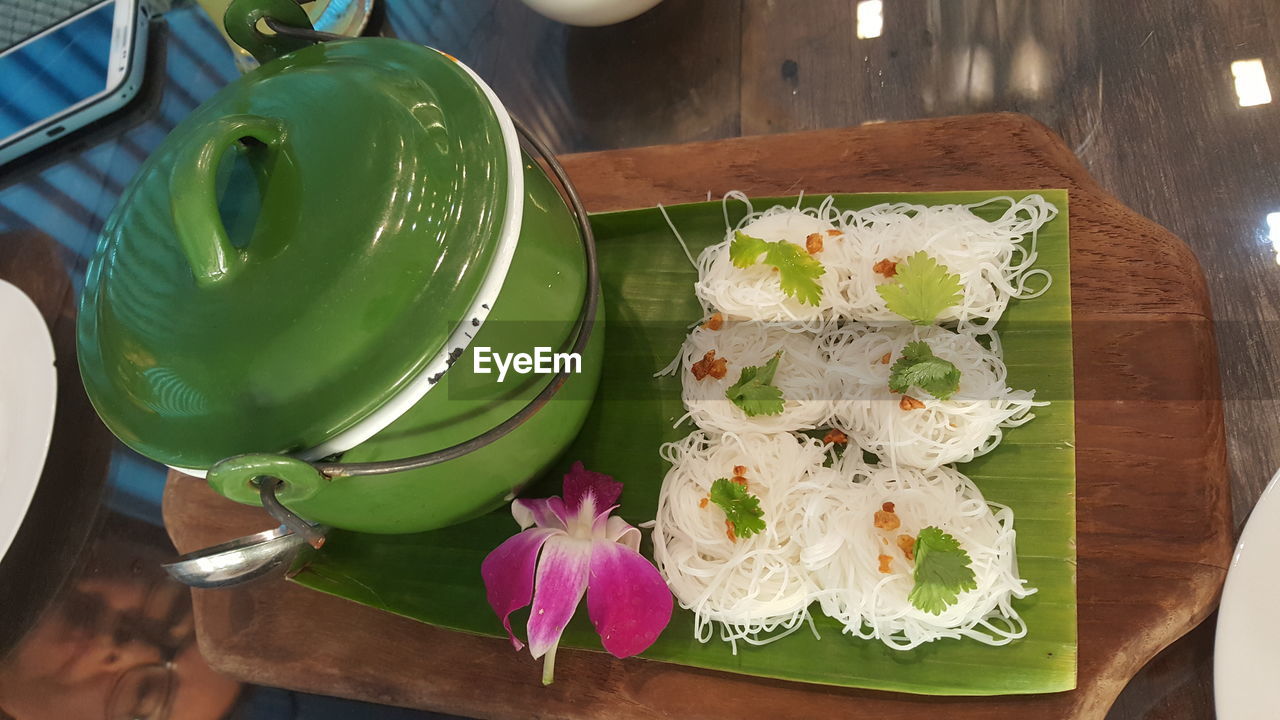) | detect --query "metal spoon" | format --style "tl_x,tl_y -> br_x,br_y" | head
163,472 -> 330,588
162,525 -> 321,589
